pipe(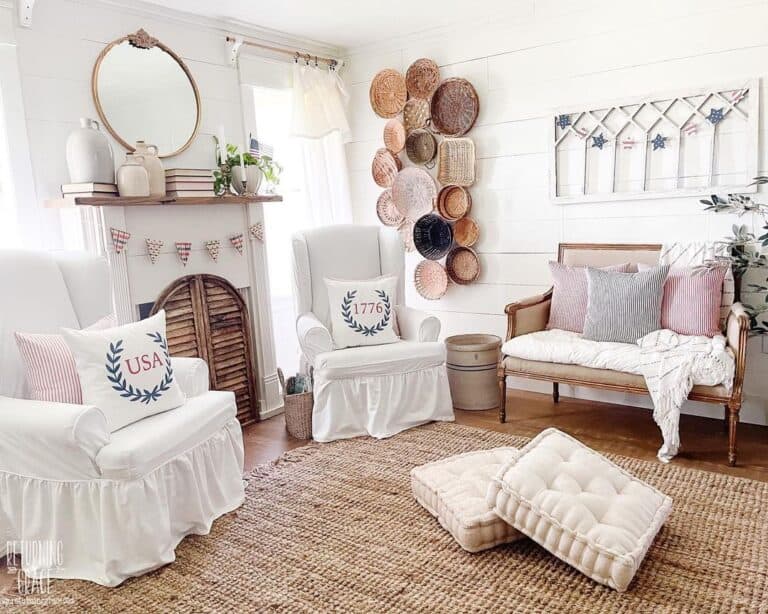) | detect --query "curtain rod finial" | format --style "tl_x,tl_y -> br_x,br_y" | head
226,35 -> 244,67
